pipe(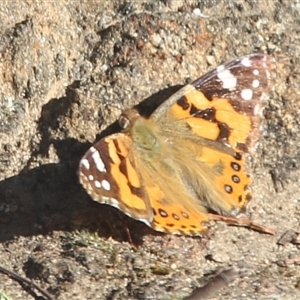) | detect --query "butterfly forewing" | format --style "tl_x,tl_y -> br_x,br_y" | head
152,54 -> 275,152
78,133 -> 153,223
191,54 -> 275,150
